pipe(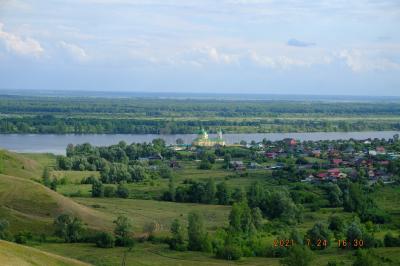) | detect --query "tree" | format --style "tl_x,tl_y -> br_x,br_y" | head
251,207 -> 263,230
346,222 -> 363,249
0,219 -> 10,239
328,215 -> 345,237
54,214 -> 84,243
187,211 -> 210,252
343,183 -> 367,213
229,202 -> 253,234
159,165 -> 173,179
232,187 -> 246,203
327,184 -> 343,207
104,186 -> 116,197
92,179 -> 104,197
114,215 -> 133,247
223,153 -> 231,169
95,232 -> 115,248
216,244 -> 243,260
203,178 -> 216,204
168,177 -> 176,201
176,138 -> 184,145
384,232 -> 400,247
129,165 -> 148,182
143,222 -> 157,239
247,182 -> 265,208
114,215 -> 132,239
198,159 -> 212,170
353,250 -> 380,266
216,182 -> 230,205
169,219 -> 185,251
50,178 -> 58,191
281,245 -> 314,266
116,183 -> 129,198
42,167 -> 51,187
306,222 -> 330,250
